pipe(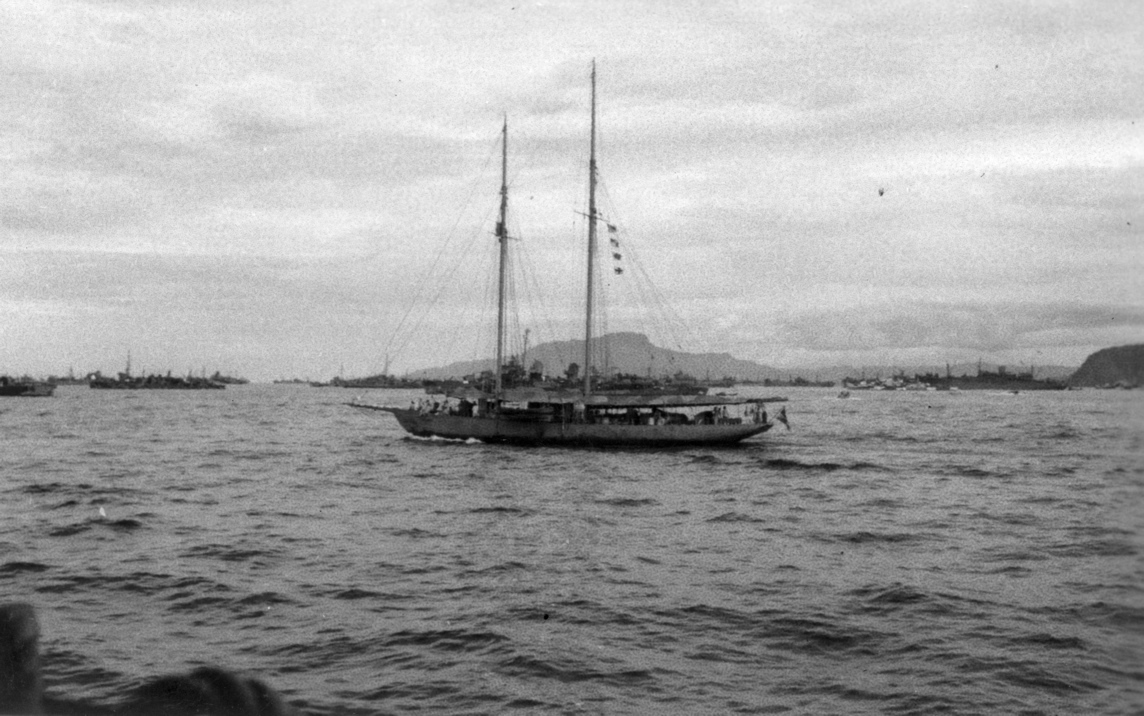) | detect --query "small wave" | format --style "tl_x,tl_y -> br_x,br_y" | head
402,564 -> 449,575
1019,495 -> 1062,505
1063,601 -> 1144,631
332,588 -> 382,600
105,518 -> 144,531
760,458 -> 890,473
468,506 -> 527,515
707,512 -> 765,523
1006,632 -> 1087,650
595,497 -> 659,508
848,583 -> 1000,620
669,603 -> 755,628
1065,524 -> 1135,539
830,531 -> 928,544
388,527 -> 443,539
236,591 -> 294,607
168,595 -> 232,612
994,662 -> 1101,694
851,583 -> 929,606
943,466 -> 1004,478
0,561 -> 50,574
47,523 -> 91,537
204,447 -> 294,461
977,548 -> 1049,563
245,510 -> 303,519
462,561 -> 529,576
763,458 -> 844,471
857,497 -> 904,509
503,698 -> 556,709
21,482 -> 68,494
181,544 -> 283,563
980,564 -> 1034,576
1043,540 -> 1136,558
497,654 -> 653,685
850,460 -> 891,472
688,454 -> 724,465
387,627 -> 510,654
843,431 -> 922,444
764,616 -> 875,653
